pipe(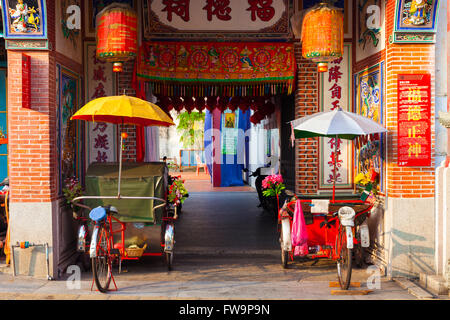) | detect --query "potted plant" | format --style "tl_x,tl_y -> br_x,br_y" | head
168,178 -> 188,206
355,169 -> 379,201
62,176 -> 83,218
262,174 -> 286,215
0,127 -> 7,145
